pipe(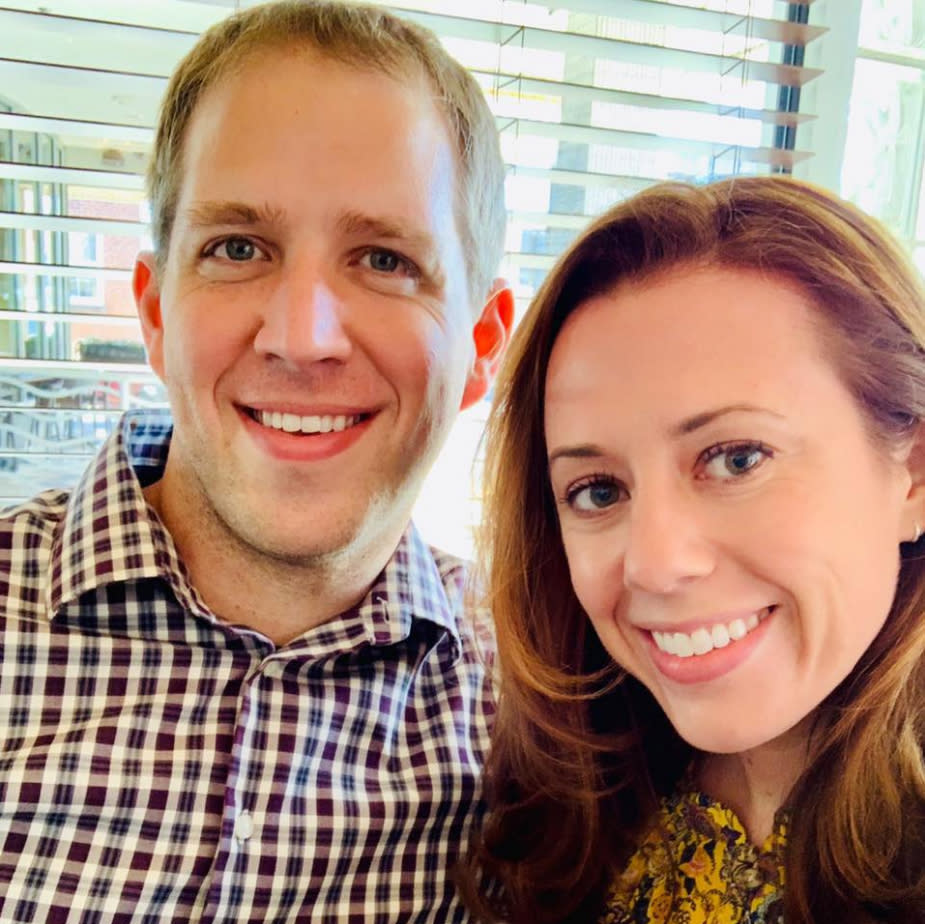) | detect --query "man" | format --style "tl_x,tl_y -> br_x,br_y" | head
0,2 -> 512,921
